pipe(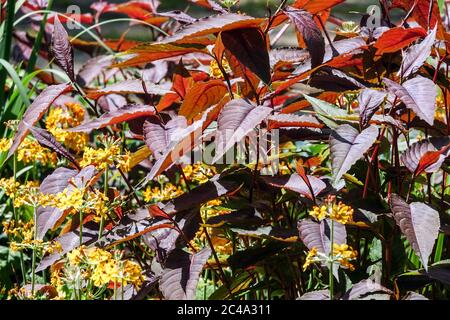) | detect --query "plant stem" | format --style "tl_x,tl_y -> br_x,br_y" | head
0,0 -> 16,107
31,205 -> 37,297
99,168 -> 108,240
79,210 -> 83,246
329,219 -> 334,300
